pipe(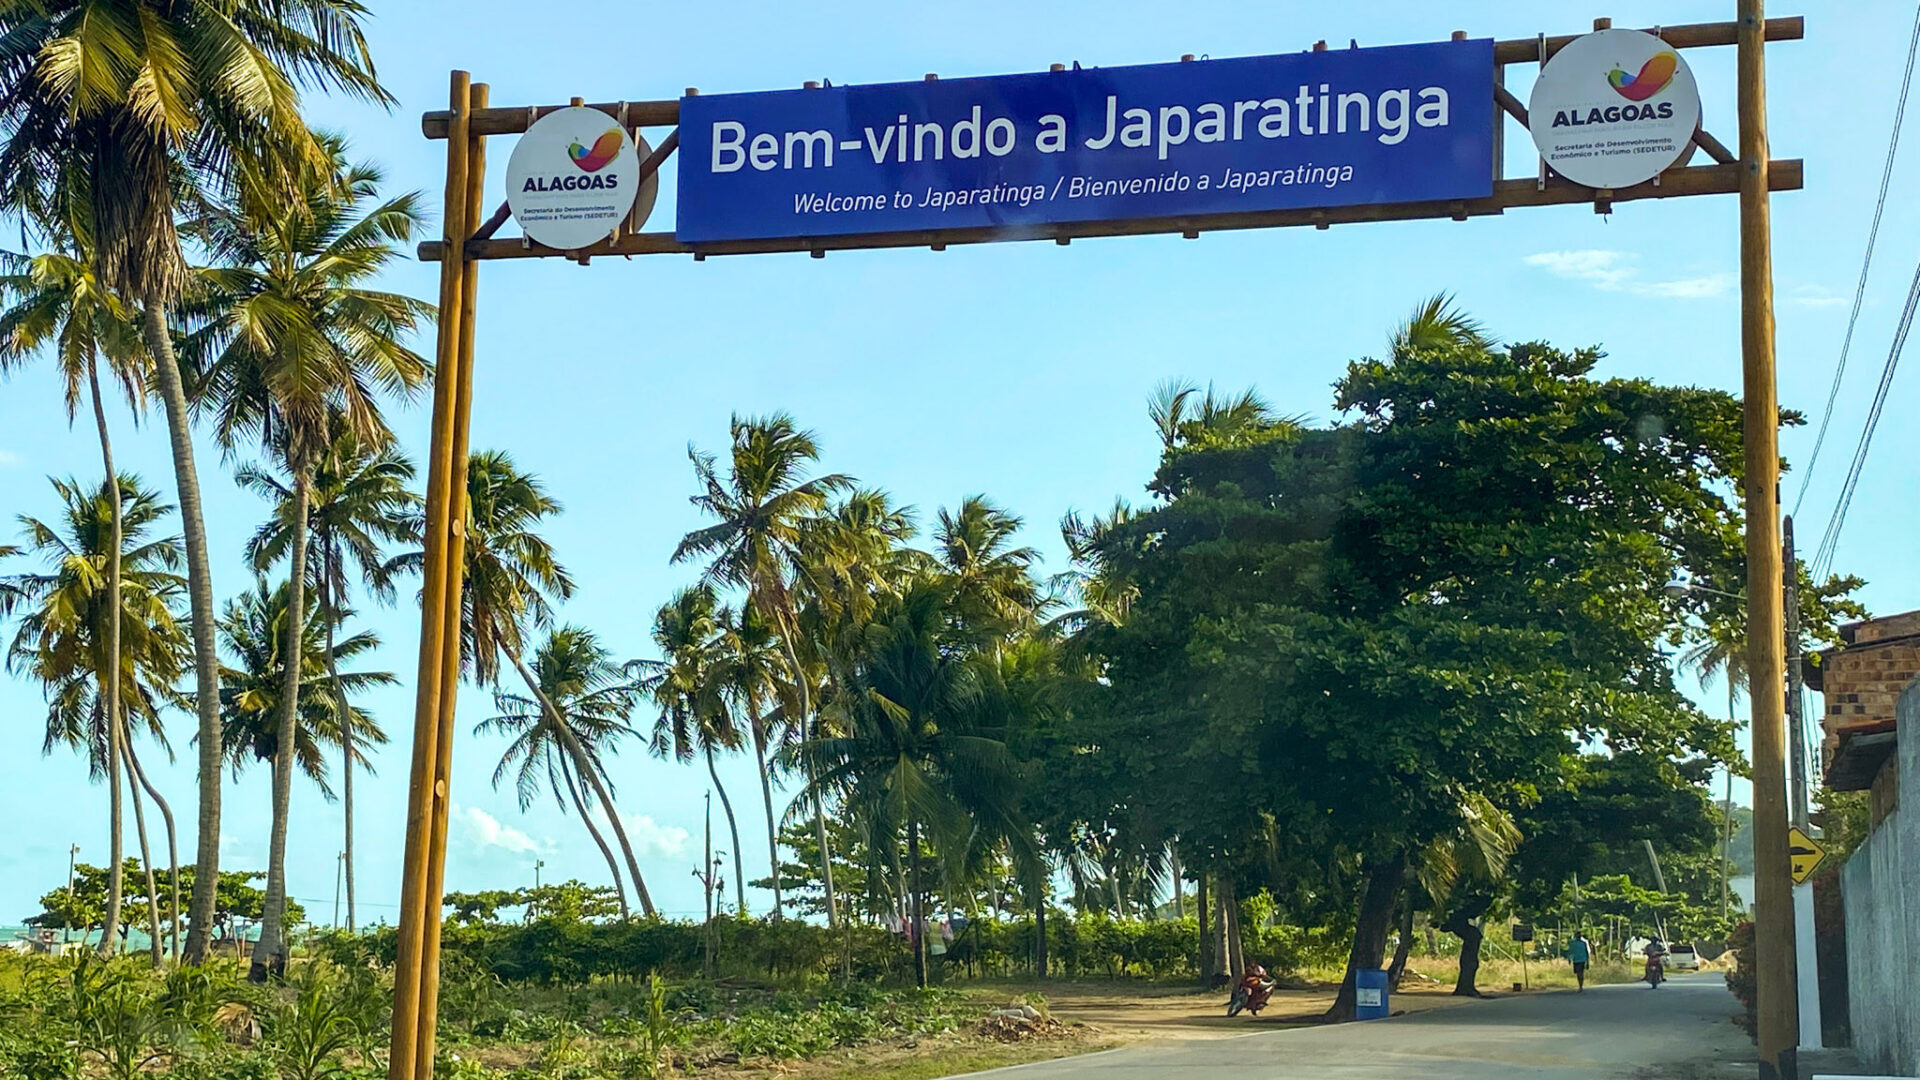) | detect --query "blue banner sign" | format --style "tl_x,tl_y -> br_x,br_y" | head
676,41 -> 1494,244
